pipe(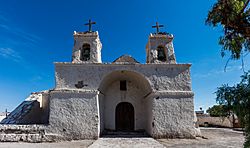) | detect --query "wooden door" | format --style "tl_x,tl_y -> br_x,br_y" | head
115,102 -> 134,131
